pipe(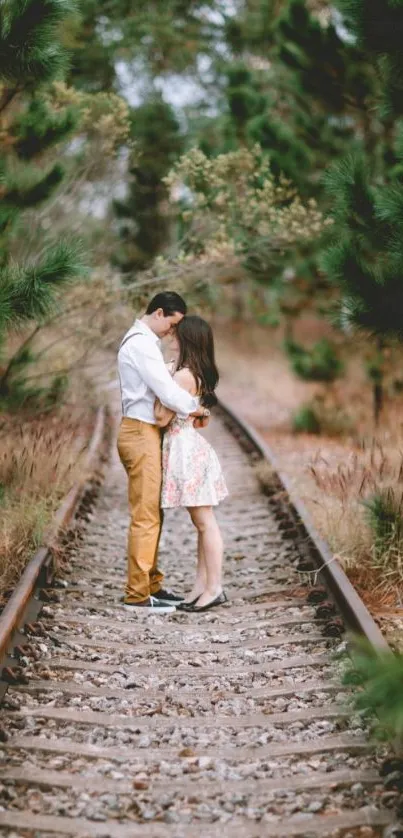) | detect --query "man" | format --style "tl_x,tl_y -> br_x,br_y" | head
117,291 -> 209,614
